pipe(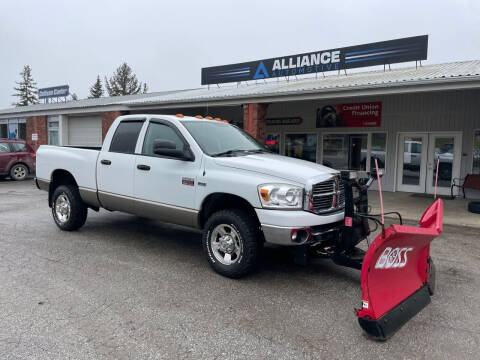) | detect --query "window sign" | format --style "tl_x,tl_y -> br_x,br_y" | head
317,102 -> 382,128
265,134 -> 280,153
285,133 -> 317,163
473,130 -> 480,174
8,123 -> 18,139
